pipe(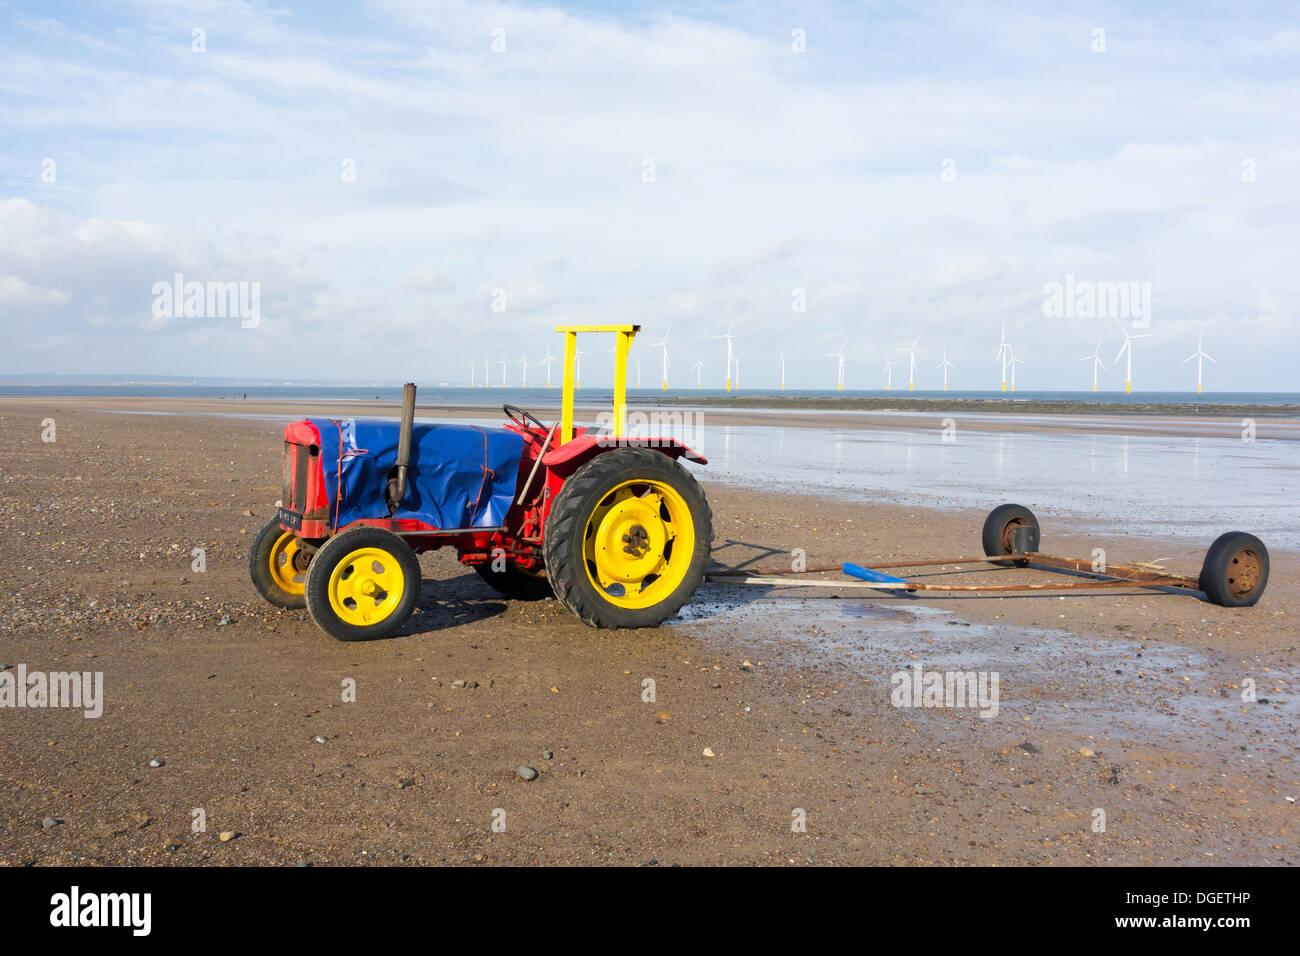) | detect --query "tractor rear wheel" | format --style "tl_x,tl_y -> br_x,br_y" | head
305,527 -> 422,641
472,562 -> 553,601
543,447 -> 712,628
250,520 -> 309,609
